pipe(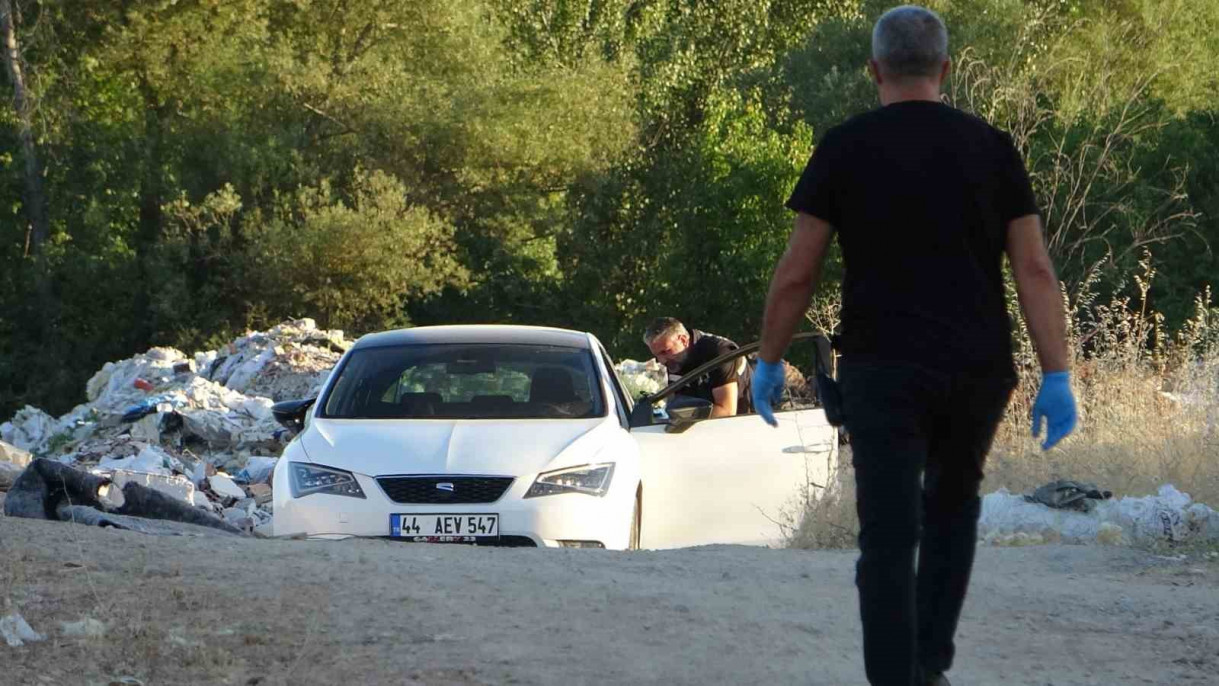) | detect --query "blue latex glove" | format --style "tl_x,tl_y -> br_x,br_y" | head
752,359 -> 786,427
1031,371 -> 1077,450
